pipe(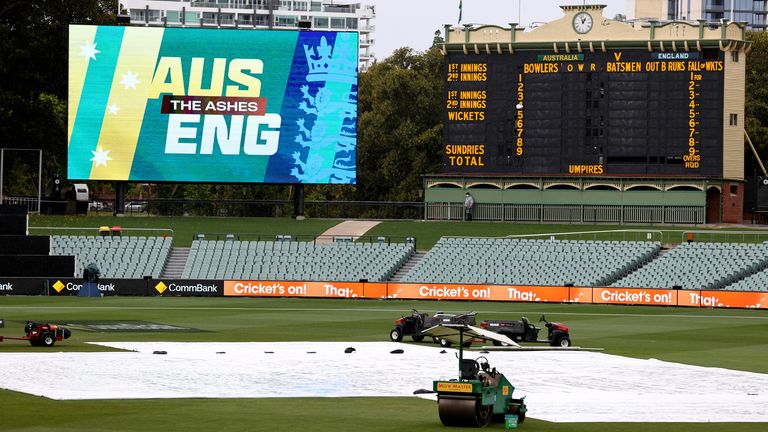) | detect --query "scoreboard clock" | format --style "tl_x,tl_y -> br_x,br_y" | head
572,12 -> 593,34
443,49 -> 725,177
